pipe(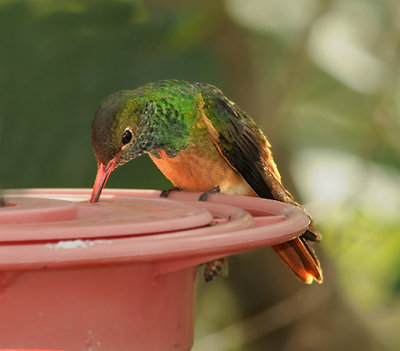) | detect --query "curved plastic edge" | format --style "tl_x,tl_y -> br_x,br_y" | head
0,189 -> 310,272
